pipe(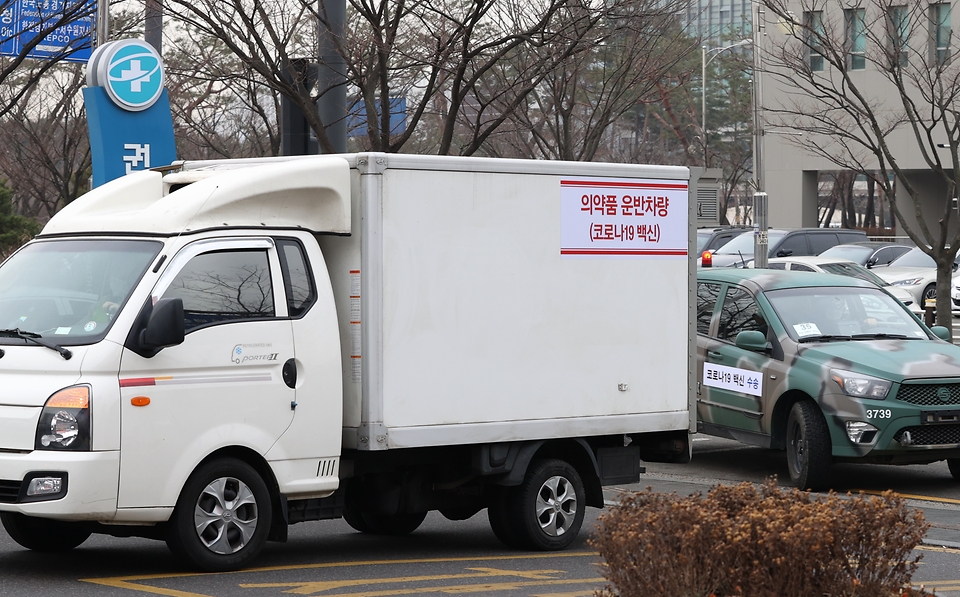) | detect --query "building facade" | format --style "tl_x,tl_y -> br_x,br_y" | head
759,0 -> 958,239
